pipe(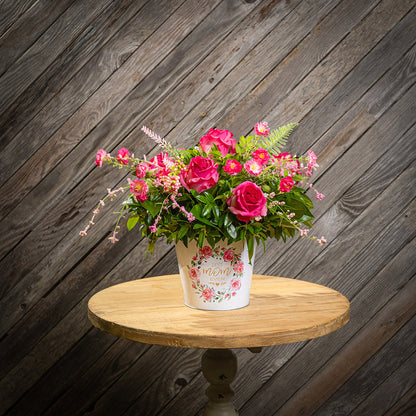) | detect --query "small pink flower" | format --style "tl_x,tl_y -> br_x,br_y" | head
234,261 -> 244,273
315,189 -> 325,200
317,236 -> 327,246
189,267 -> 200,281
274,152 -> 293,162
279,176 -> 294,193
307,150 -> 318,170
149,152 -> 174,170
244,159 -> 263,175
199,246 -> 213,258
223,249 -> 234,262
117,148 -> 130,165
299,229 -> 309,237
230,278 -> 241,290
108,232 -> 119,243
231,292 -> 237,297
95,149 -> 110,167
202,288 -> 215,301
223,159 -> 242,175
136,163 -> 148,178
254,121 -> 270,136
252,148 -> 270,165
130,179 -> 148,201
